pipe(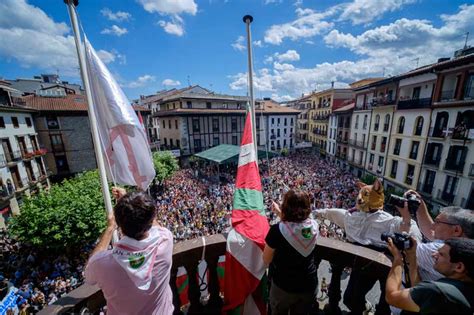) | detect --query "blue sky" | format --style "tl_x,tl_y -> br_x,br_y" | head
0,0 -> 473,102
